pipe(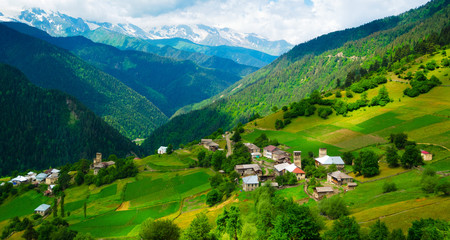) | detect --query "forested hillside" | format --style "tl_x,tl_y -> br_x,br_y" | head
2,22 -> 243,116
142,0 -> 450,153
0,23 -> 168,139
84,28 -> 277,68
0,64 -> 140,176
